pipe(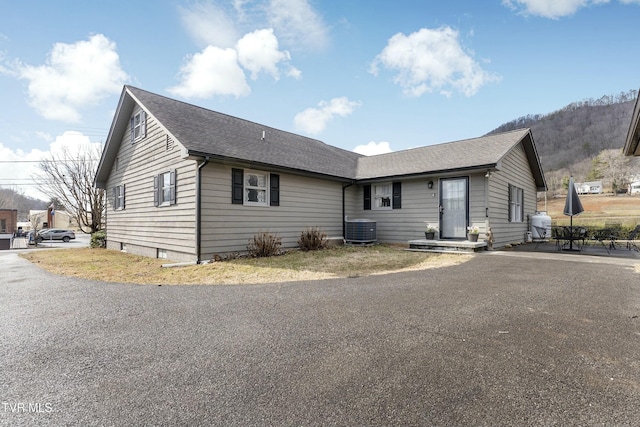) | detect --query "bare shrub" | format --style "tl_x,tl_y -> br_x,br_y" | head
247,232 -> 282,257
298,227 -> 327,251
212,252 -> 241,262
